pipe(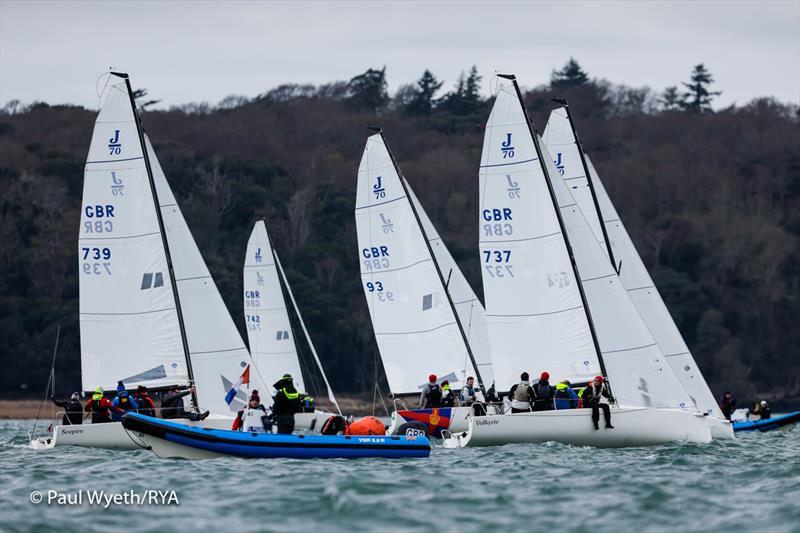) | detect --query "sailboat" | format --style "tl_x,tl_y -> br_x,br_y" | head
243,219 -> 340,430
442,74 -> 710,448
355,131 -> 498,437
542,104 -> 733,439
31,72 -> 263,450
